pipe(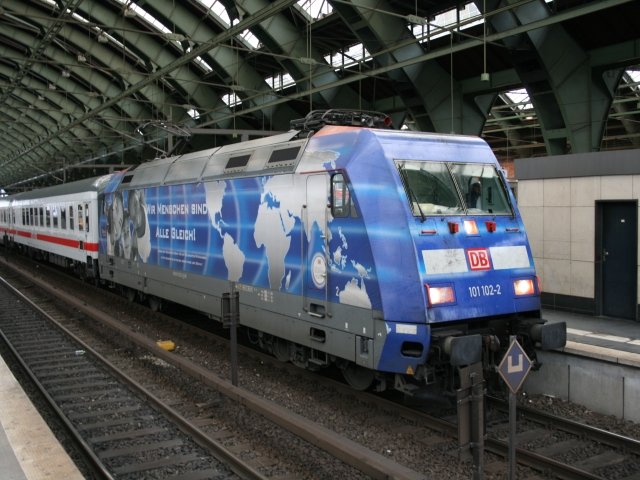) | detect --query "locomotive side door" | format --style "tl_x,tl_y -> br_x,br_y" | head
303,175 -> 329,318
